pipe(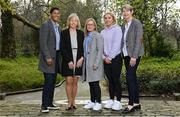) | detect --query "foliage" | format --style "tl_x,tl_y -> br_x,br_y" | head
0,56 -> 63,92
0,0 -> 13,12
49,0 -> 103,30
121,57 -> 180,94
113,0 -> 178,56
